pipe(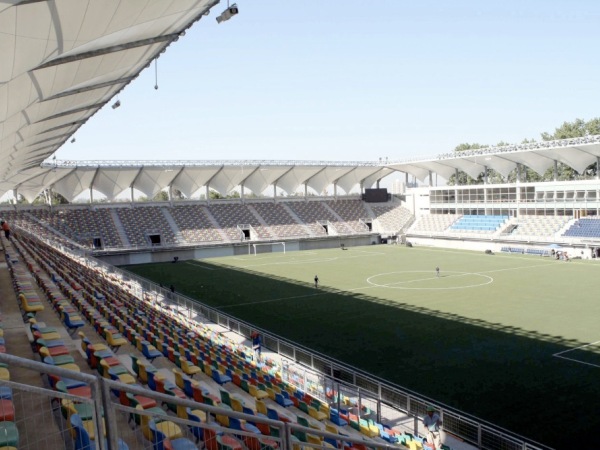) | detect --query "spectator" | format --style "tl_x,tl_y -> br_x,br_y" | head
251,332 -> 262,360
423,405 -> 442,449
1,220 -> 10,240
